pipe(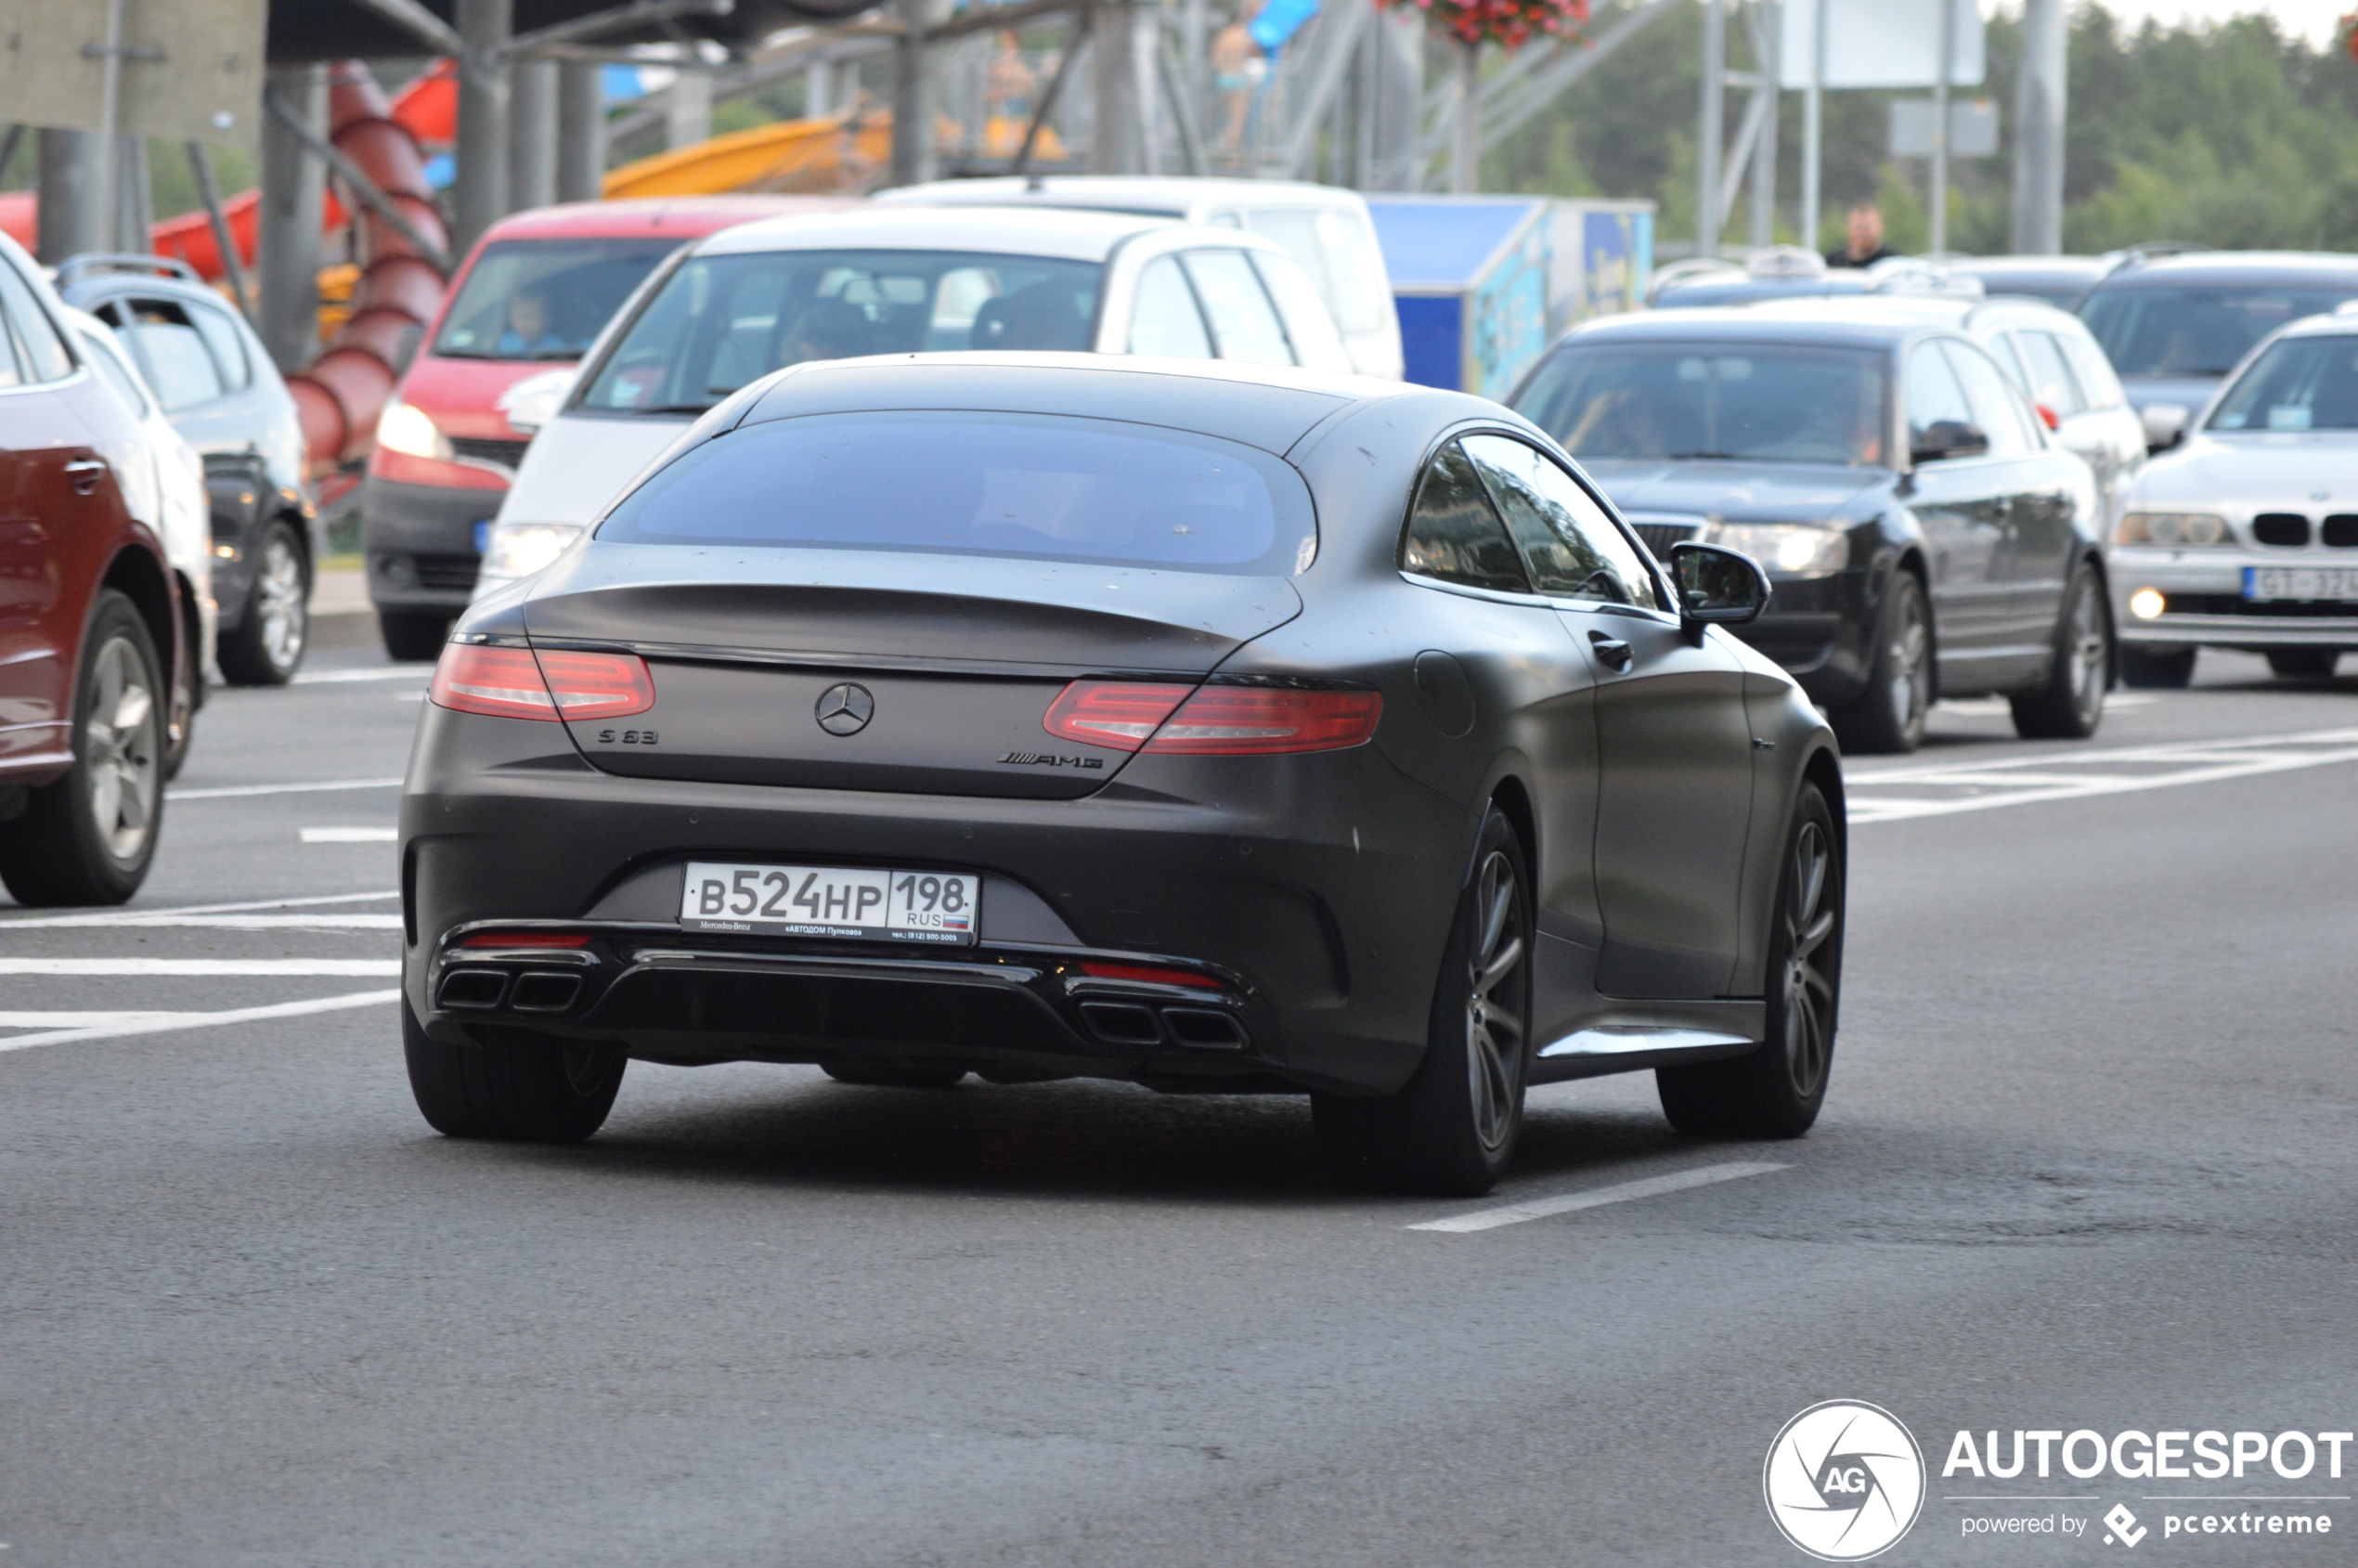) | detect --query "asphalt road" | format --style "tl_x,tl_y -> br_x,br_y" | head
4,641 -> 2354,1566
